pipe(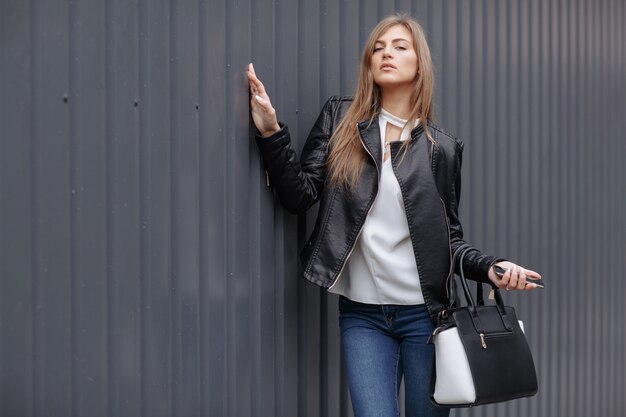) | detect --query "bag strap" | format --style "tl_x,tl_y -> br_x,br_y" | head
448,244 -> 474,308
450,244 -> 507,315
